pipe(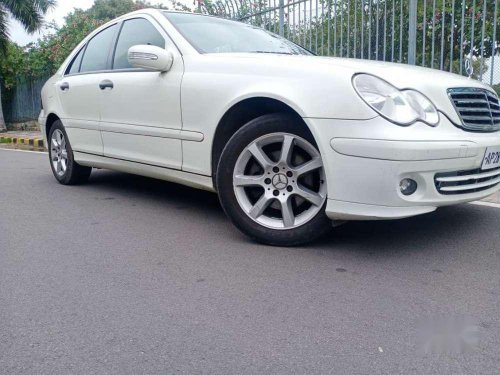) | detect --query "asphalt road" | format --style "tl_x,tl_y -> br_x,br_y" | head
1,149 -> 499,375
